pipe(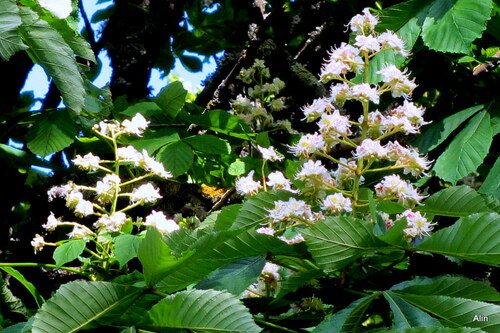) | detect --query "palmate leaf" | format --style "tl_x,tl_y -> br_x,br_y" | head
31,281 -> 143,333
433,111 -> 493,184
384,291 -> 442,329
27,110 -> 77,156
154,81 -> 187,119
380,0 -> 493,55
418,186 -> 493,217
303,216 -> 387,273
156,229 -> 298,293
147,289 -> 261,332
397,294 -> 500,332
0,0 -> 27,60
416,213 -> 500,266
274,269 -> 323,300
52,239 -> 86,267
19,7 -> 85,115
184,134 -> 231,154
313,294 -> 380,333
